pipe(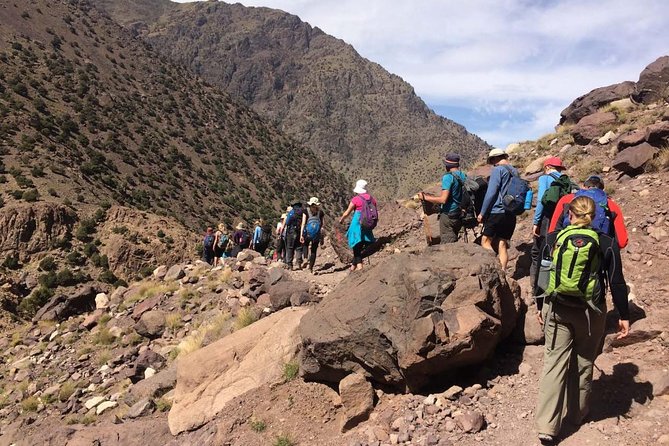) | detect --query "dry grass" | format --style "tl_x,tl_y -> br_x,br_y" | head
176,311 -> 231,357
234,307 -> 259,331
165,313 -> 184,331
21,396 -> 39,412
58,381 -> 77,402
572,159 -> 604,182
645,148 -> 669,172
126,281 -> 179,305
